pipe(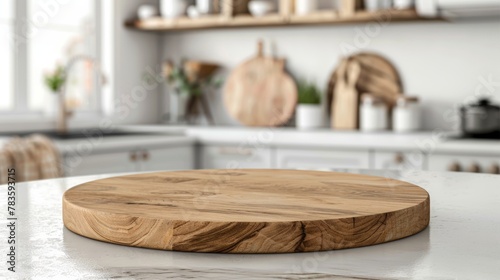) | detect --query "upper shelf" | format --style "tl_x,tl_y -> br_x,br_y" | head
125,9 -> 442,32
